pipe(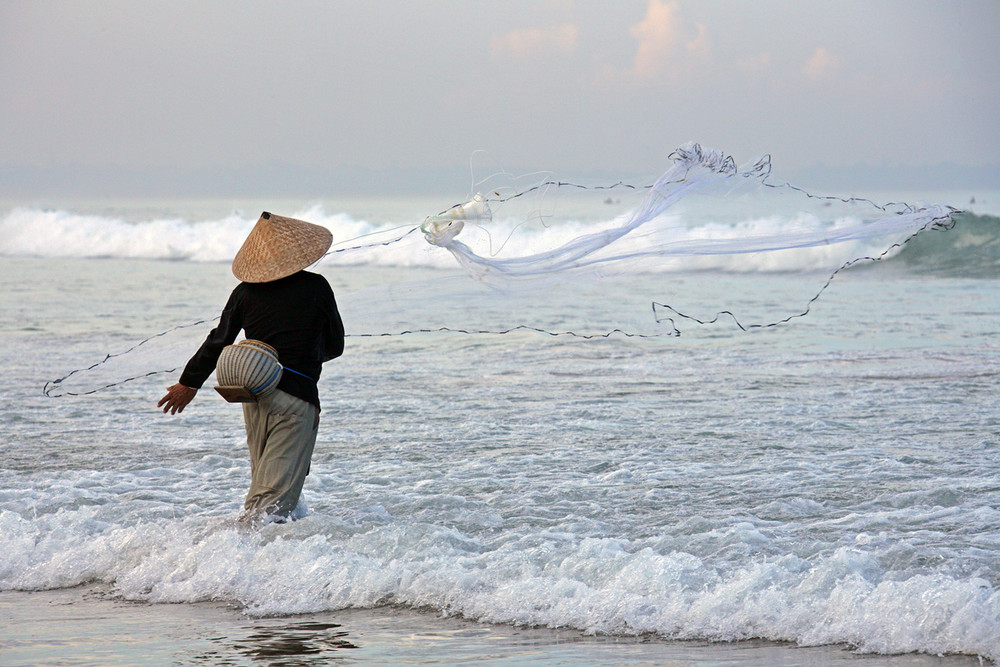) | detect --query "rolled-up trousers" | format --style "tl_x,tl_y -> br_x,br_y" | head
241,389 -> 319,517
